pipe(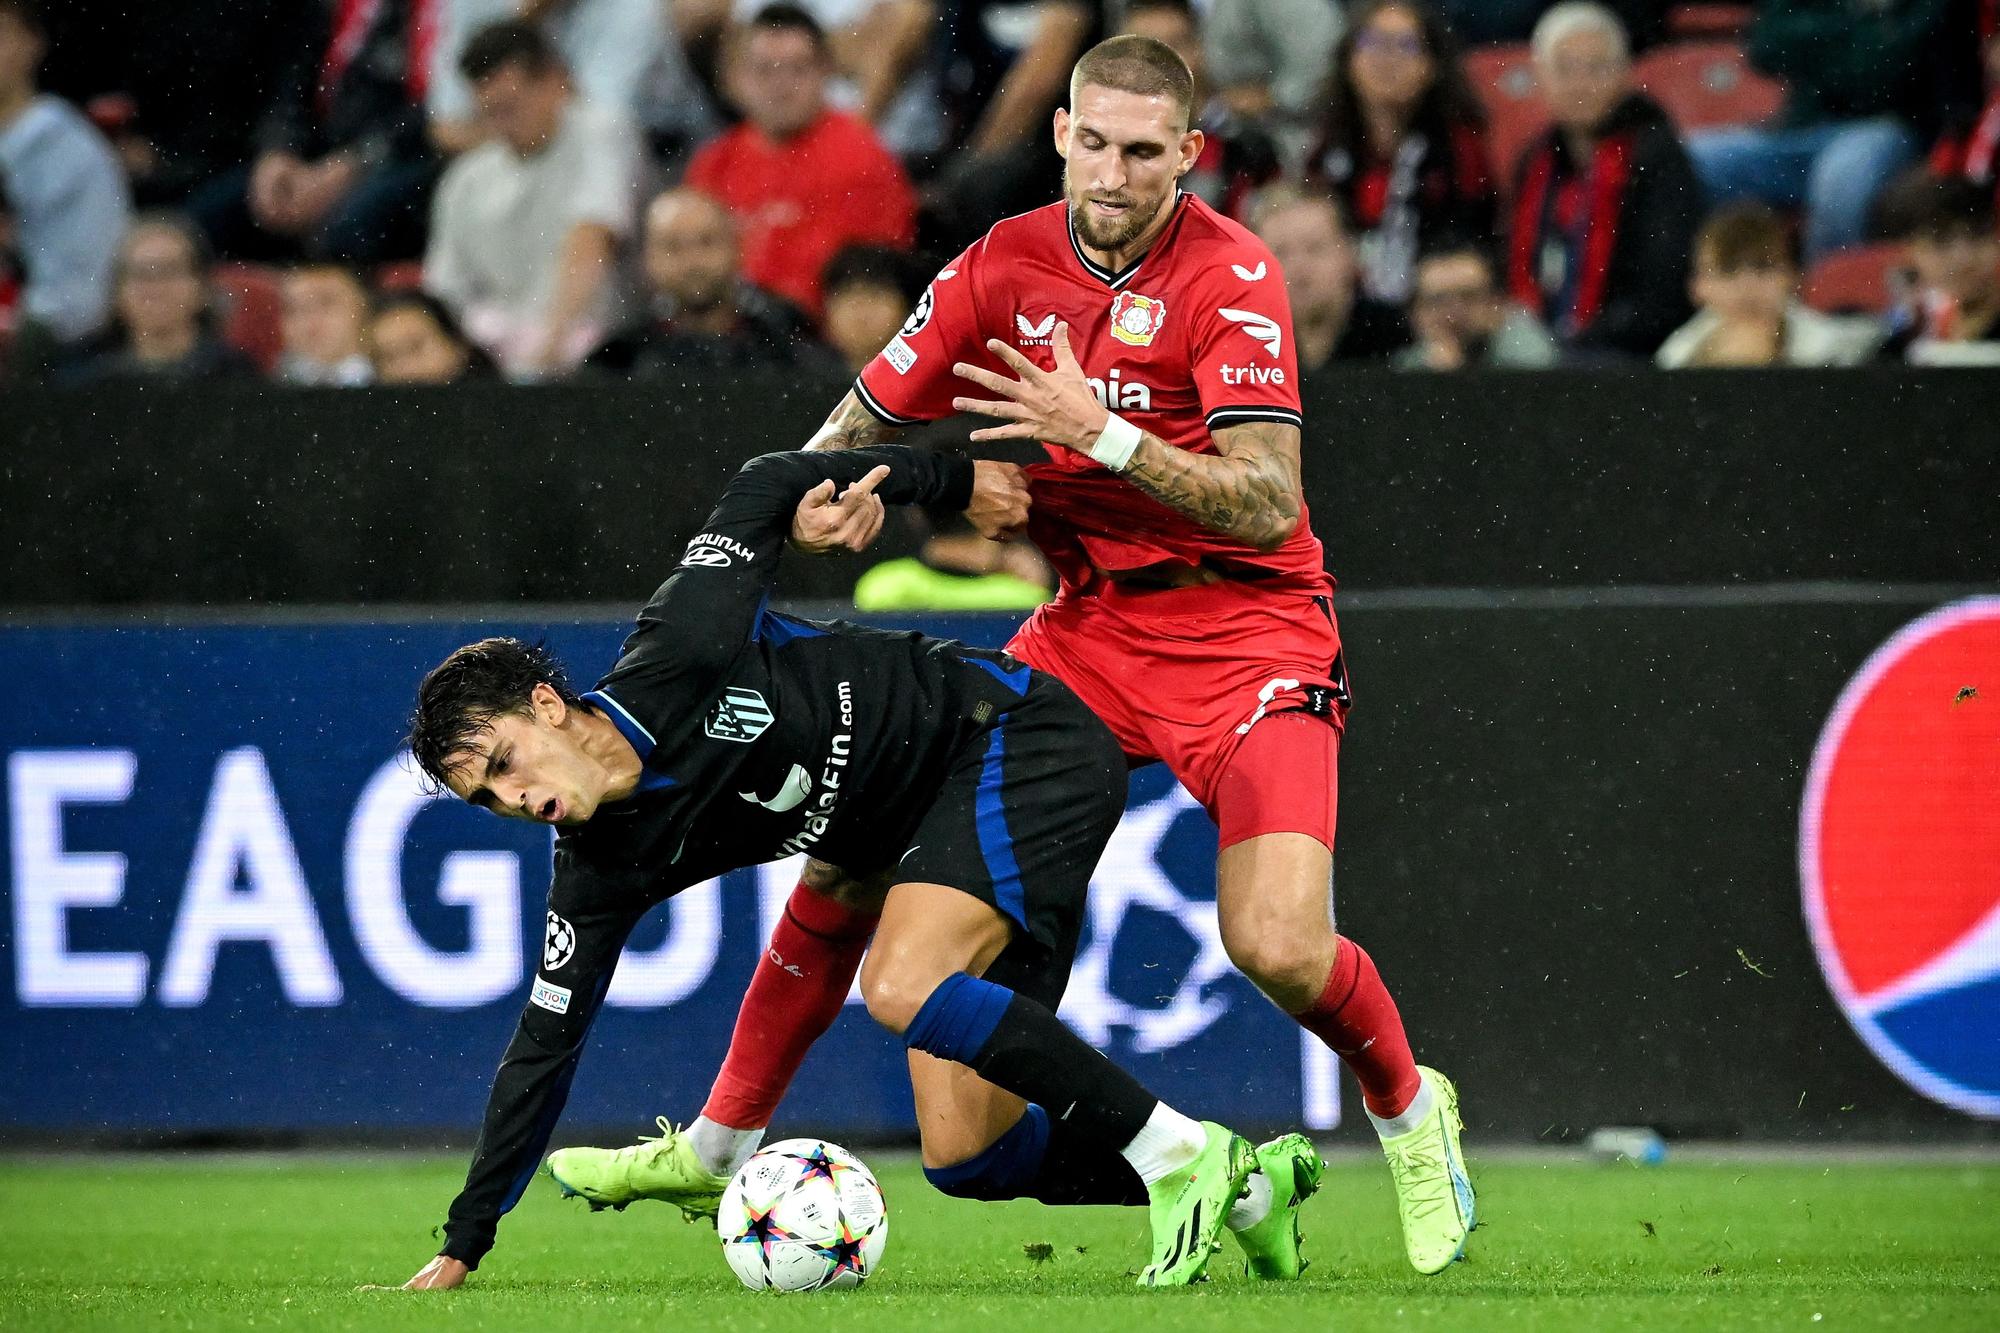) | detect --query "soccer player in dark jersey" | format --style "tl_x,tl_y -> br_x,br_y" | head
556,33 -> 1474,1279
396,447 -> 1276,1291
